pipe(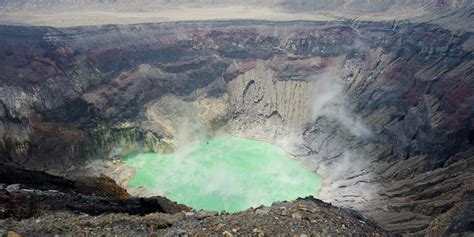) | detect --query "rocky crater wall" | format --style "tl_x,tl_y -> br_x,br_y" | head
0,20 -> 472,235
